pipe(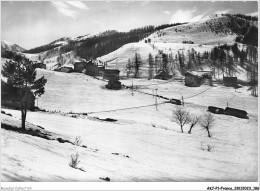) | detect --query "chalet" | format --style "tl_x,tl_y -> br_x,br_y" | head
103,69 -> 120,81
185,71 -> 212,87
85,60 -> 99,76
59,67 -> 73,73
154,70 -> 172,80
98,66 -> 105,76
185,72 -> 205,87
1,80 -> 35,110
223,77 -> 237,87
34,62 -> 46,69
208,106 -> 224,114
224,107 -> 248,119
105,80 -> 122,90
74,62 -> 86,73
